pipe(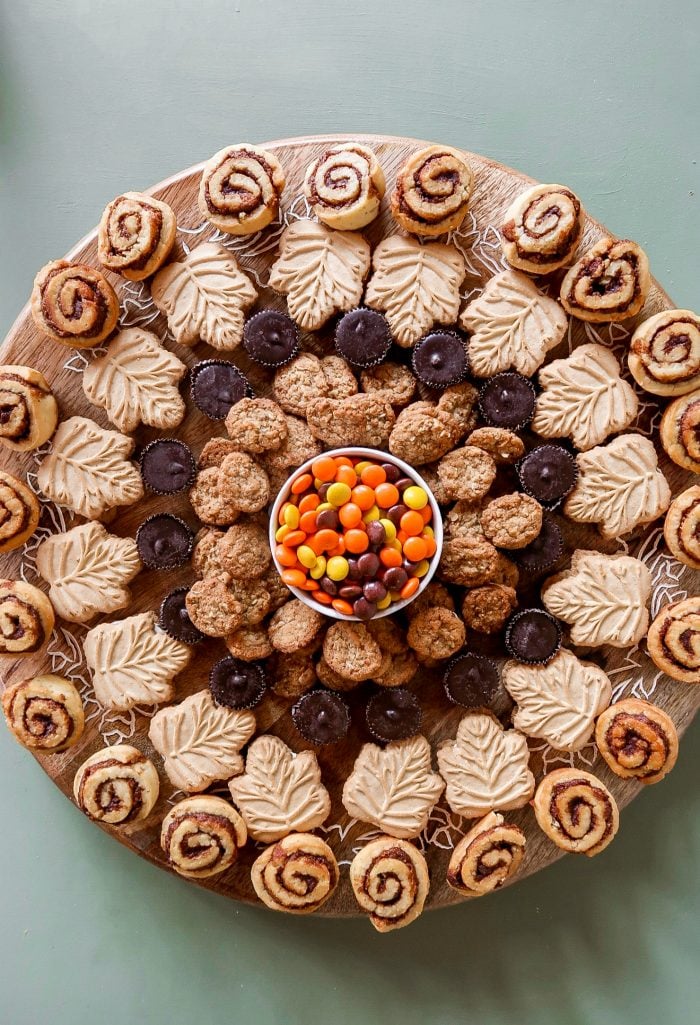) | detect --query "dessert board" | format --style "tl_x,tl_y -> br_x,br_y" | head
0,133 -> 698,918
